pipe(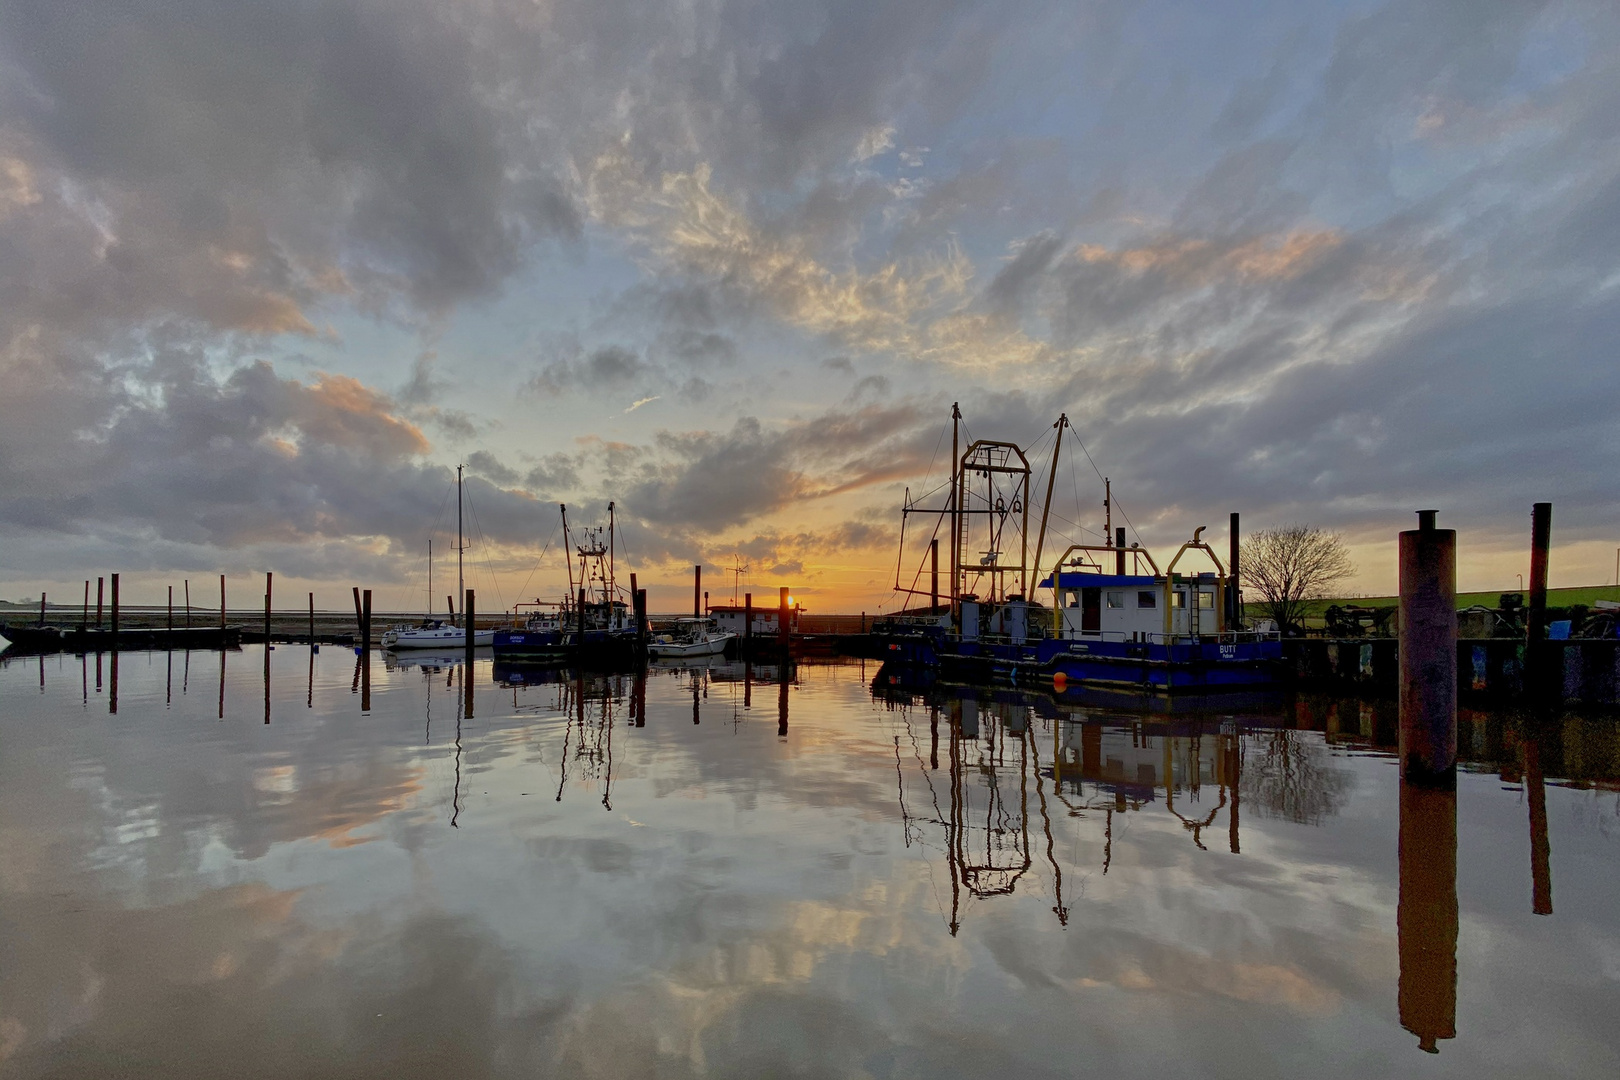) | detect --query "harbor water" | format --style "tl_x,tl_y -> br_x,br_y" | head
1,647 -> 1617,1077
